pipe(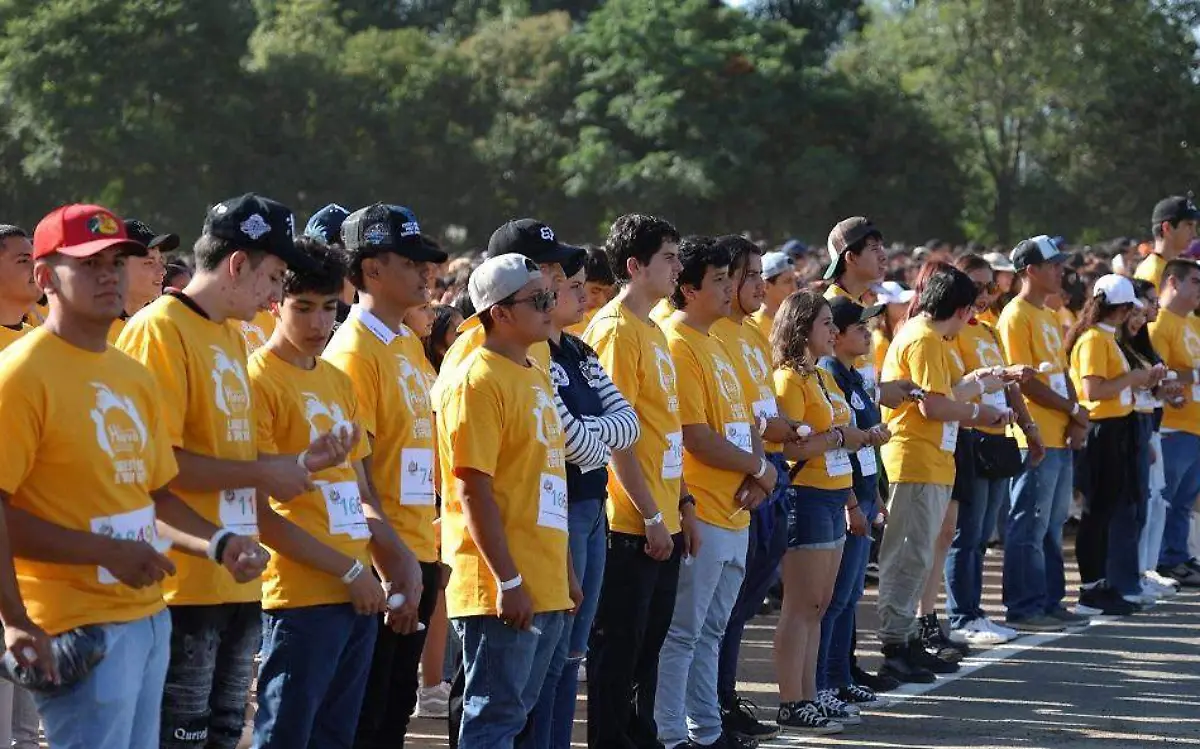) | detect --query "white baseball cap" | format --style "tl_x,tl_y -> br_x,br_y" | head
761,251 -> 793,280
1092,273 -> 1143,308
983,251 -> 1015,273
468,253 -> 543,313
872,280 -> 915,305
